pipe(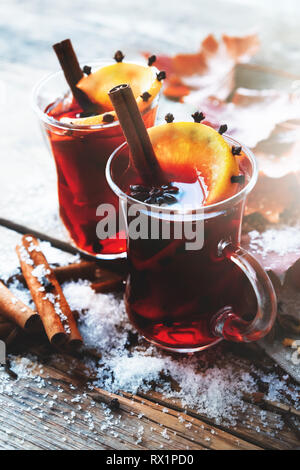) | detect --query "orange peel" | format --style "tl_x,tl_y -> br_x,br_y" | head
61,62 -> 162,126
147,122 -> 240,205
